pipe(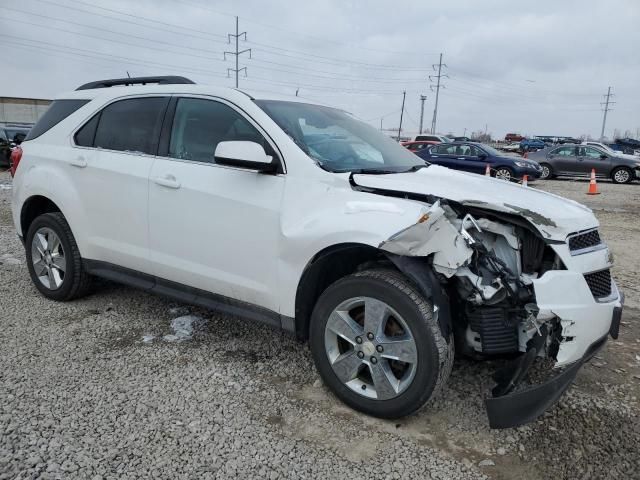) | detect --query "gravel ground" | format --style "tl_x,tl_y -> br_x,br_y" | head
1,170 -> 639,480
